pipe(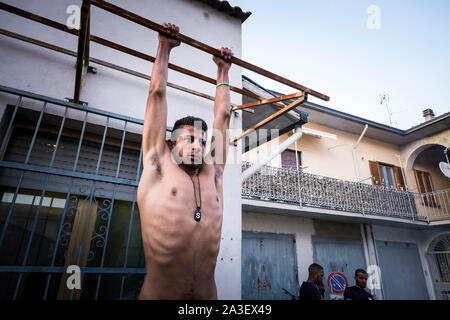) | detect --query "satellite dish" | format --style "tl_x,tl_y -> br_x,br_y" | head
439,161 -> 450,178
